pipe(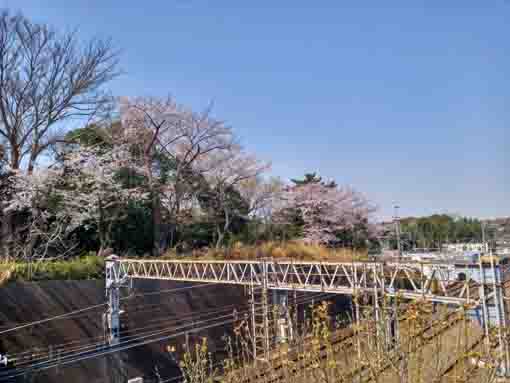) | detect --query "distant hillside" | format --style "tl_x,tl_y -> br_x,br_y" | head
380,214 -> 510,250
